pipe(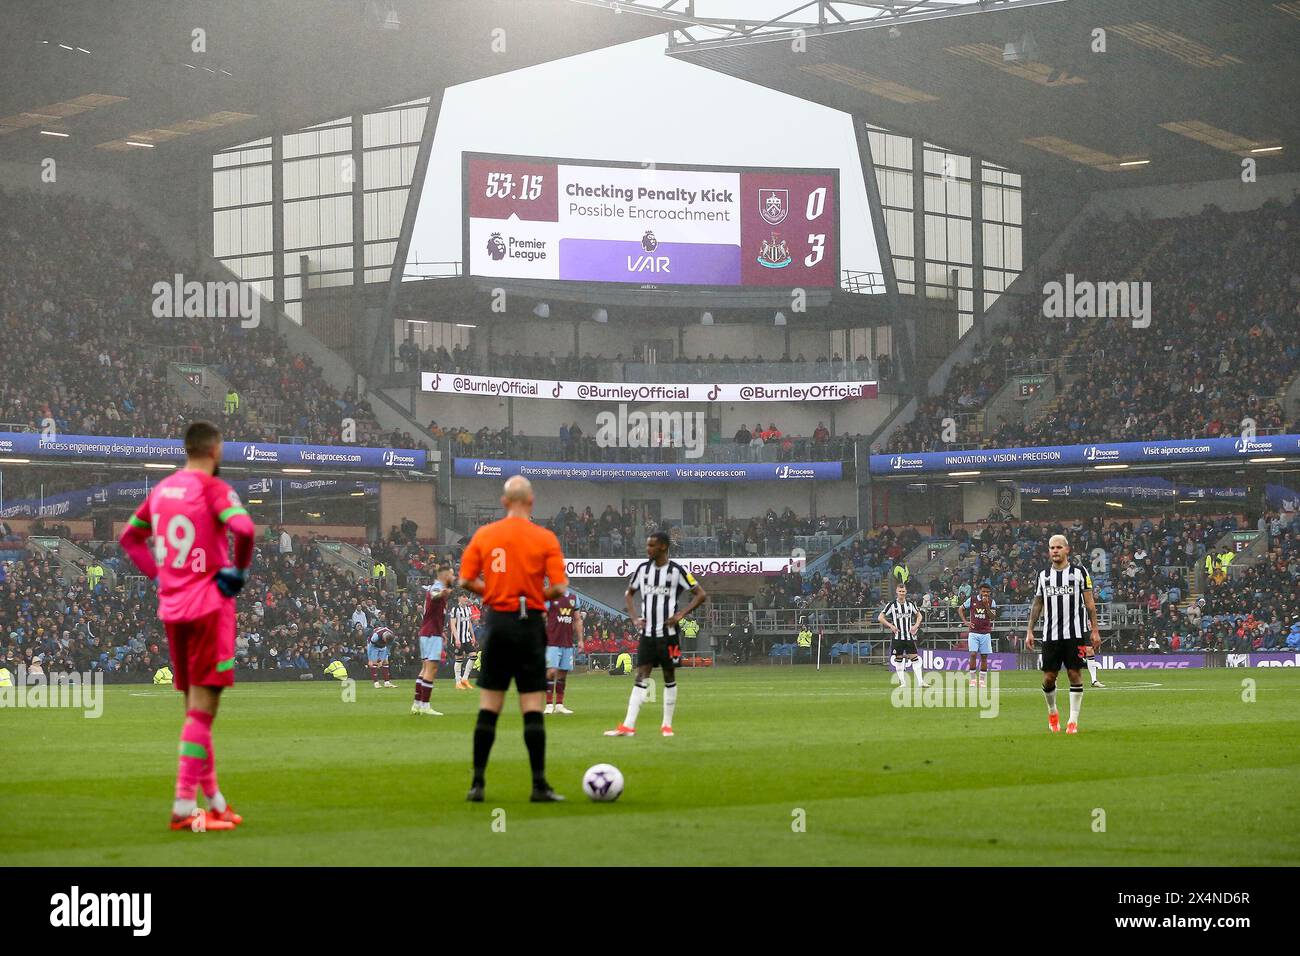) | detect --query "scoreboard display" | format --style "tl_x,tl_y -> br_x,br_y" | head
464,152 -> 840,289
